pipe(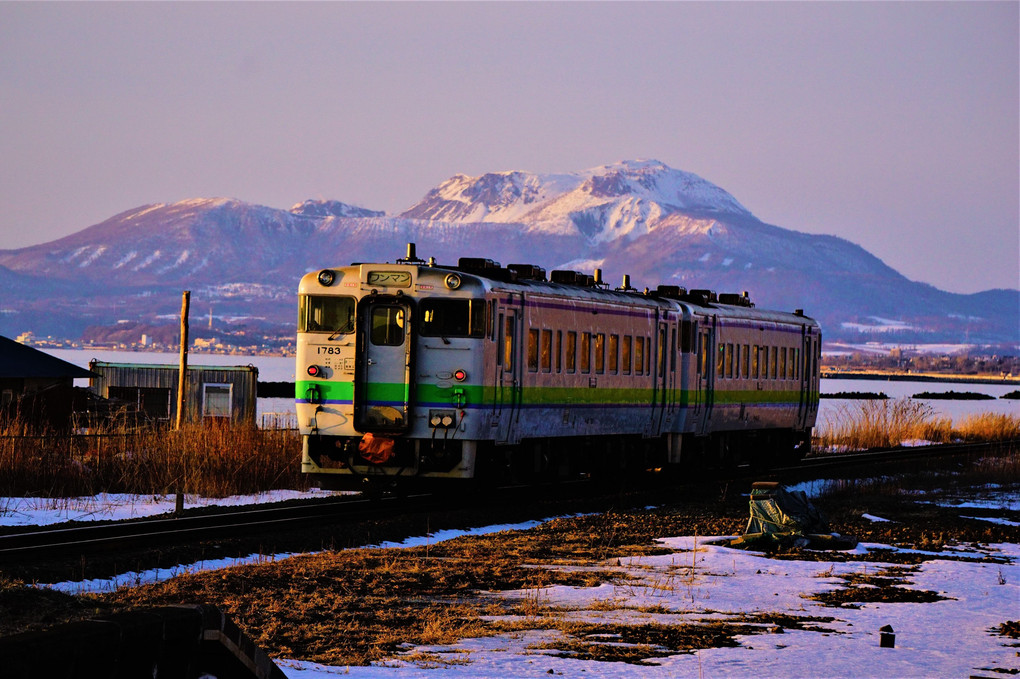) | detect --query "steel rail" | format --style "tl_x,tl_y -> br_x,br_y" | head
1,439 -> 1014,561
